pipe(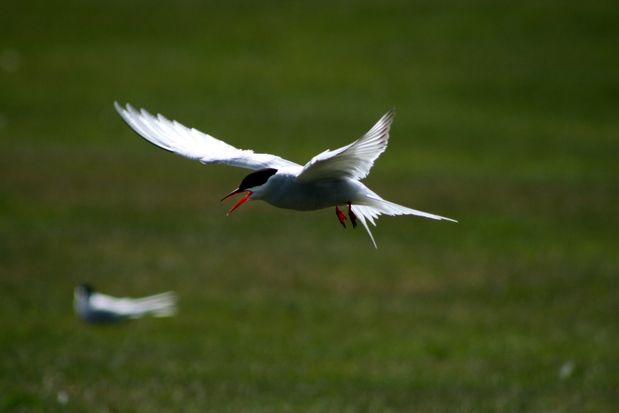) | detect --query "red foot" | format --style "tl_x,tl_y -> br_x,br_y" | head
335,206 -> 347,228
348,202 -> 357,228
